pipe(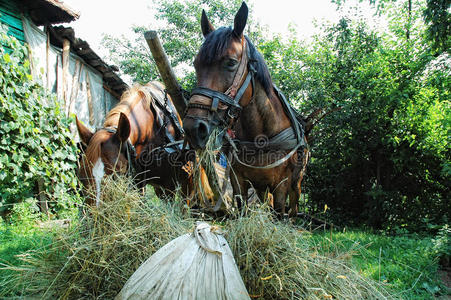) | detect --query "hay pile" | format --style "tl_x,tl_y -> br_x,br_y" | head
2,177 -> 391,299
226,208 -> 389,299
